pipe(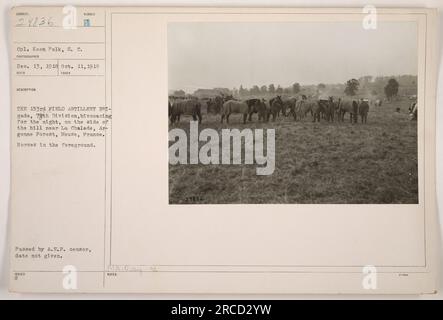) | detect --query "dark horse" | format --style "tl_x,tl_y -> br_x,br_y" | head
323,96 -> 338,122
359,100 -> 369,123
282,97 -> 298,120
269,96 -> 284,121
245,98 -> 263,121
313,99 -> 328,122
256,99 -> 271,122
